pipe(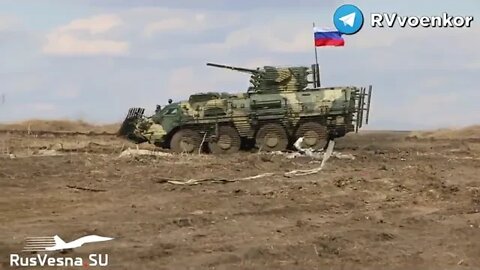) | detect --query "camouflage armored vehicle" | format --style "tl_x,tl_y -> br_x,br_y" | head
118,63 -> 371,154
